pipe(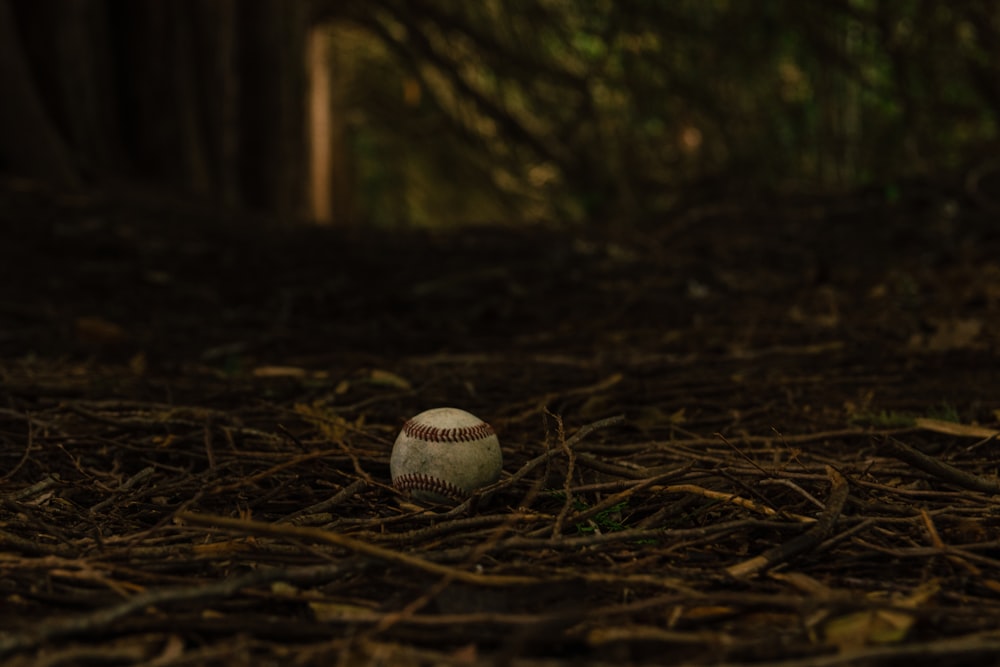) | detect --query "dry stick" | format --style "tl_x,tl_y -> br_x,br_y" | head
0,407 -> 58,431
373,513 -> 549,544
279,478 -> 368,524
374,486 -> 538,635
660,484 -> 817,523
574,451 -> 687,480
444,414 -> 626,516
554,413 -> 625,448
89,466 -> 157,514
525,469 -> 683,538
177,511 -> 539,586
0,561 -> 353,659
609,426 -> 916,454
565,471 -> 678,527
716,431 -> 771,477
444,450 -> 556,517
502,374 -> 624,424
551,412 -> 576,538
882,436 -> 1000,494
92,404 -> 281,444
920,508 -> 982,576
276,423 -> 309,452
715,430 -> 812,519
0,526 -> 75,558
853,540 -> 1000,569
716,468 -> 796,521
759,478 -> 825,510
813,517 -> 876,554
9,474 -> 60,501
726,465 -> 849,578
206,448 -> 349,494
442,519 -> 791,556
558,468 -> 694,494
0,411 -> 36,483
915,417 -> 999,439
203,422 -> 217,470
373,576 -> 453,635
731,632 -> 1000,667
